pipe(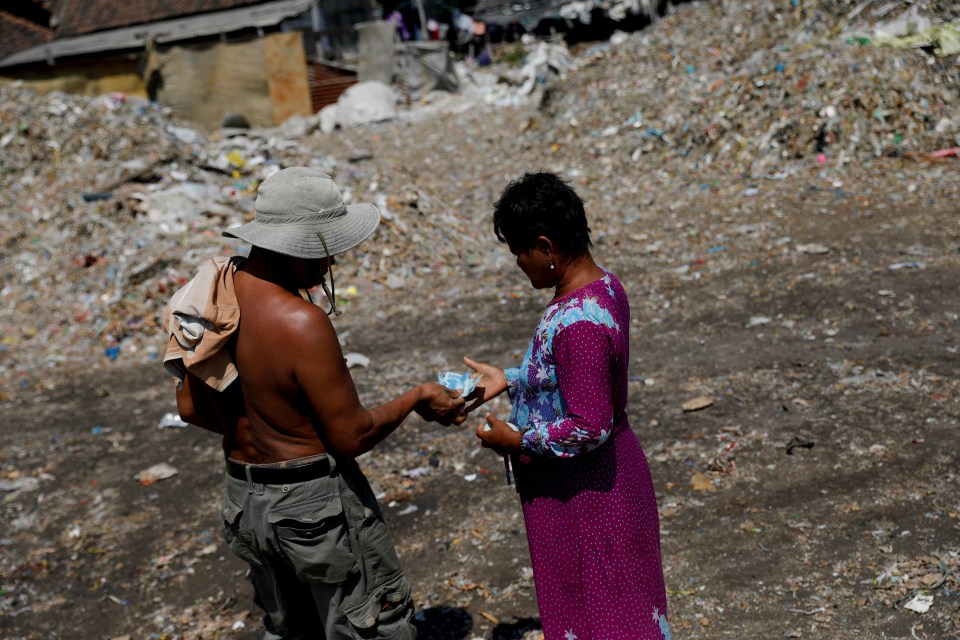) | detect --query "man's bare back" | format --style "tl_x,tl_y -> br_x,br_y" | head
230,255 -> 346,463
224,250 -> 463,464
232,273 -> 326,461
